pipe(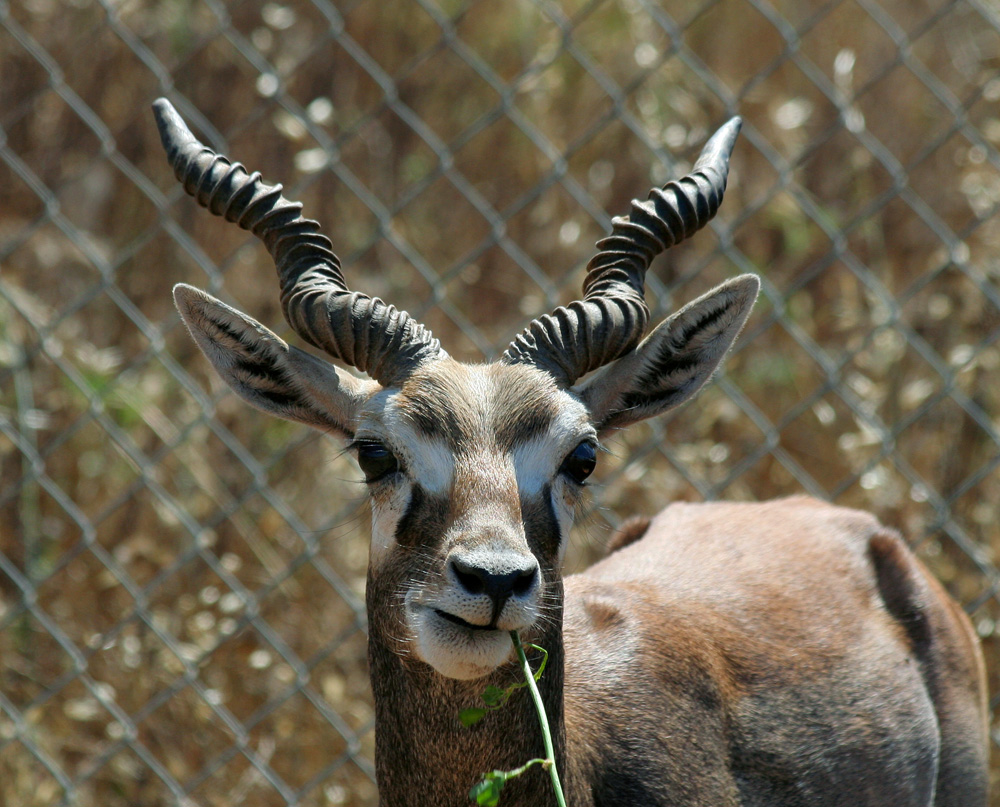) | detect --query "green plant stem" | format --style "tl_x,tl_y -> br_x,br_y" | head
506,758 -> 548,778
510,630 -> 567,807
